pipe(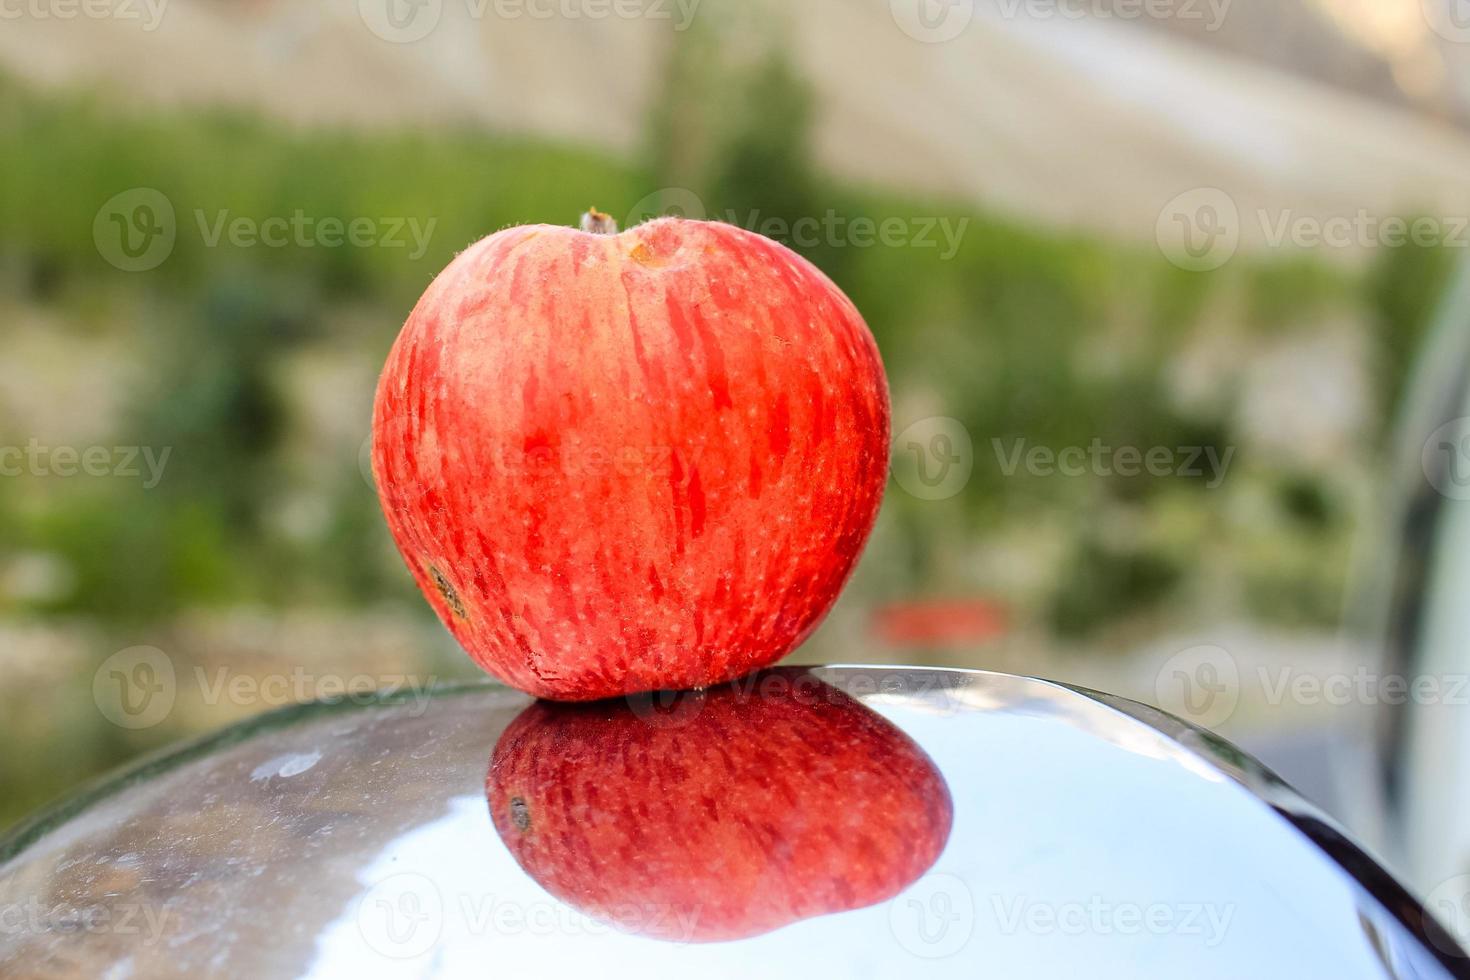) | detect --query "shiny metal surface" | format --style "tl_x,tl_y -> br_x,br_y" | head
0,666 -> 1463,978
